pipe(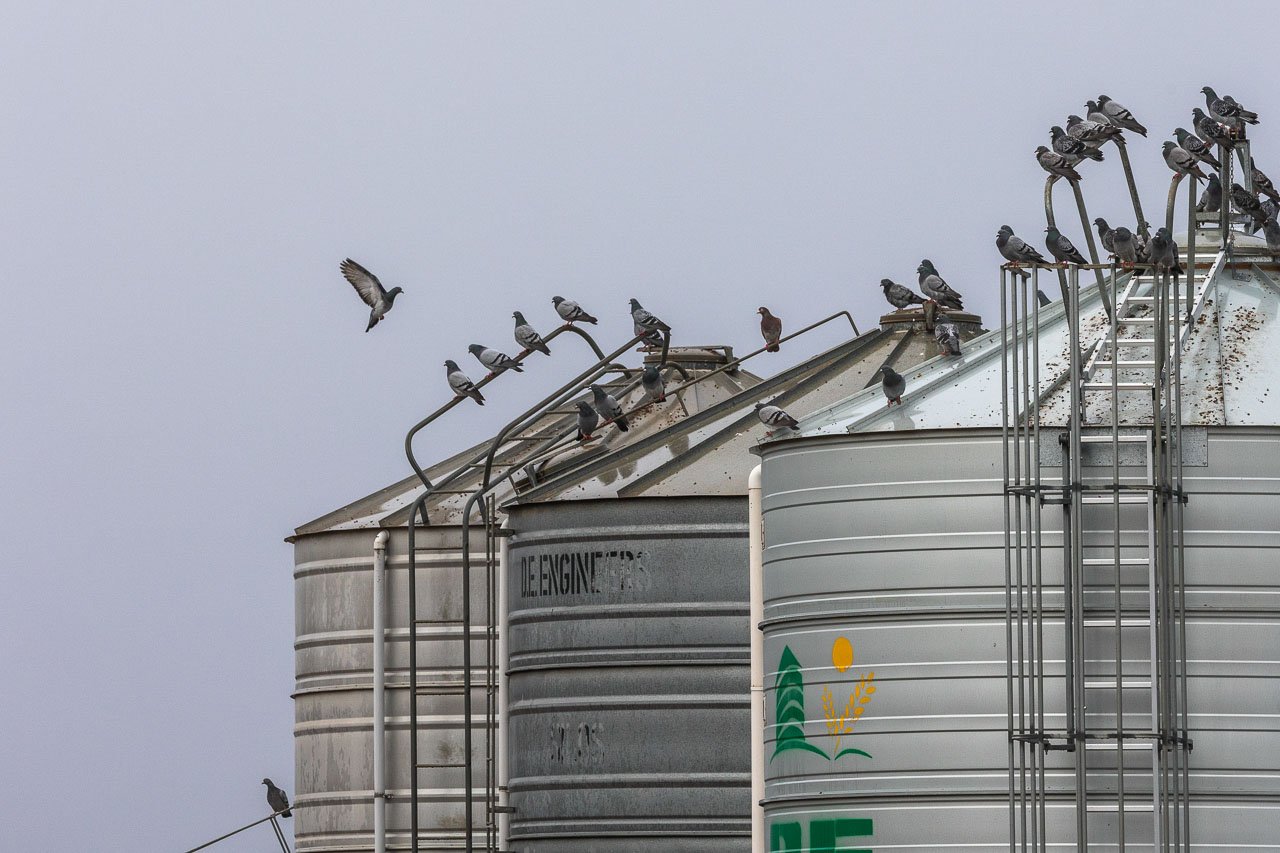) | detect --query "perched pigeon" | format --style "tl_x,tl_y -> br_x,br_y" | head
1051,125 -> 1103,162
1197,174 -> 1222,213
512,311 -> 551,356
1231,183 -> 1269,227
1111,226 -> 1145,274
757,307 -> 782,352
1251,200 -> 1280,235
917,260 -> 964,310
1093,218 -> 1116,254
1192,108 -> 1234,148
642,364 -> 666,403
575,400 -> 599,441
629,298 -> 670,334
590,383 -> 628,431
1148,228 -> 1183,277
1045,226 -> 1087,265
880,278 -> 926,309
934,321 -> 961,357
1097,95 -> 1147,136
1085,100 -> 1119,132
1067,114 -> 1121,146
1162,141 -> 1208,181
1174,127 -> 1221,169
1250,158 -> 1280,202
1263,218 -> 1280,254
634,320 -> 664,349
755,401 -> 799,432
445,360 -> 485,406
878,365 -> 906,407
996,226 -> 1047,279
1036,145 -> 1082,181
468,344 -> 524,376
552,296 -> 598,325
1203,86 -> 1259,126
340,258 -> 404,332
263,779 -> 292,819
